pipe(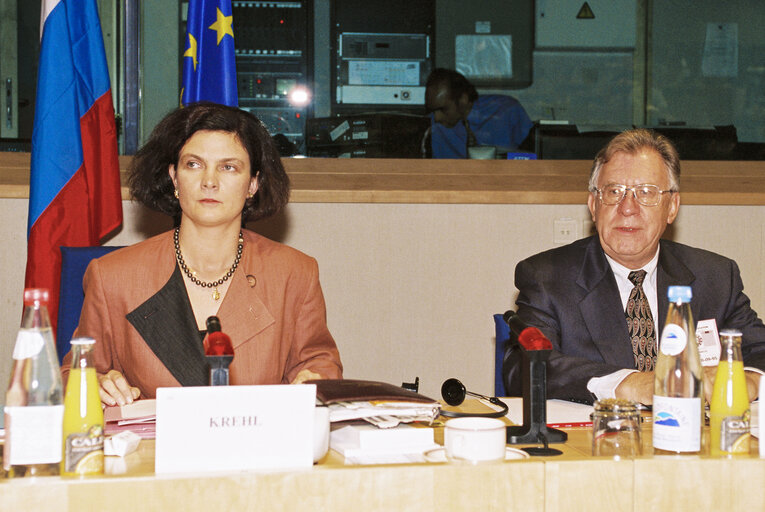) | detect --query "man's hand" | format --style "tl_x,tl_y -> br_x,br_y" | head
615,371 -> 654,405
702,366 -> 717,404
98,370 -> 141,406
703,367 -> 760,403
745,371 -> 761,402
291,368 -> 322,385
